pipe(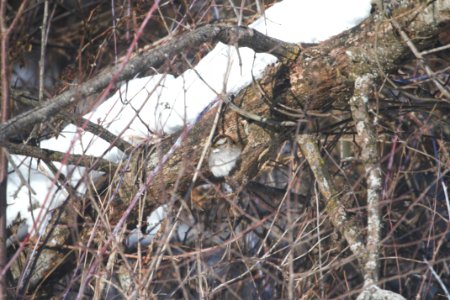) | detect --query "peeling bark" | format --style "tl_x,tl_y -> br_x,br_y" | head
2,1 -> 450,293
130,0 -> 450,214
